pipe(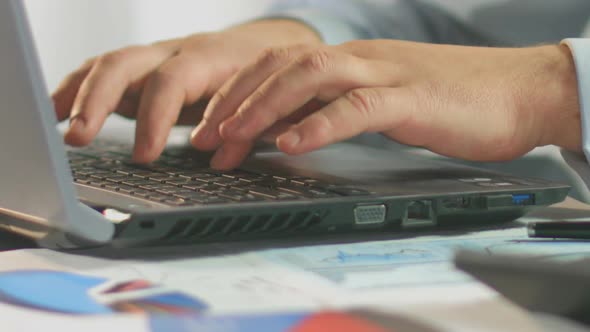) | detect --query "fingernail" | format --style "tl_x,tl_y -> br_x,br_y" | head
68,117 -> 85,135
278,131 -> 301,150
210,146 -> 226,170
192,124 -> 210,142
